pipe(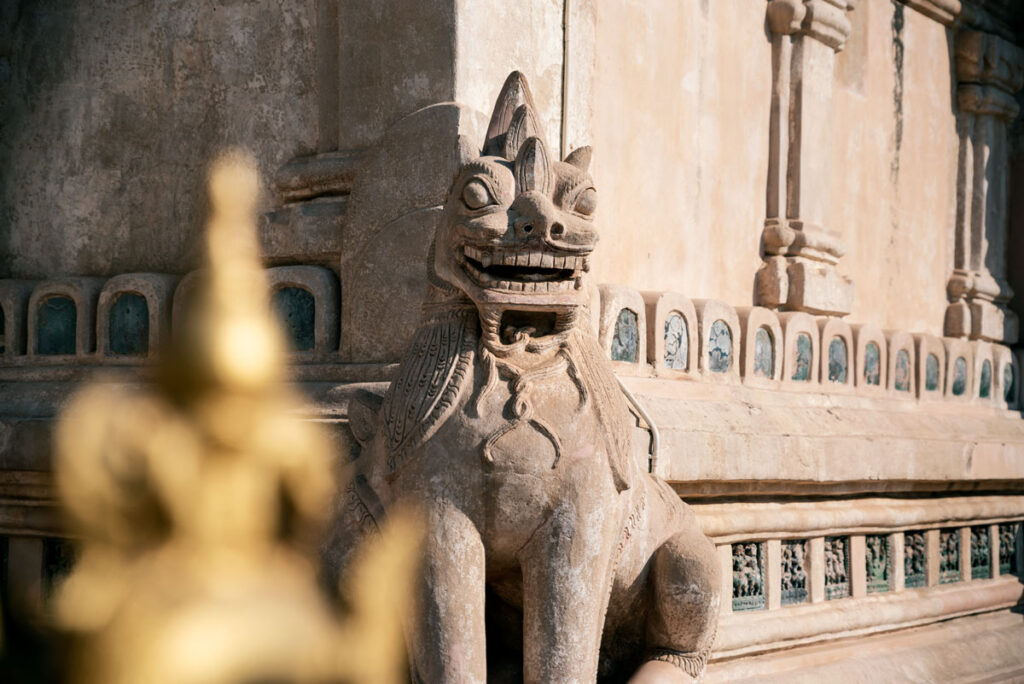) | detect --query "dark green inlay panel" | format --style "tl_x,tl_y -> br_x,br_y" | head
611,308 -> 639,363
952,357 -> 967,396
905,530 -> 927,588
827,337 -> 847,384
1005,364 -> 1016,403
663,312 -> 687,370
792,332 -> 812,381
708,319 -> 732,373
37,296 -> 76,355
732,542 -> 765,611
43,538 -> 77,597
272,286 -> 316,352
894,349 -> 911,392
753,327 -> 774,378
108,293 -> 149,356
866,534 -> 890,593
979,360 -> 991,399
999,522 -> 1020,576
925,353 -> 940,391
863,341 -> 880,385
781,539 -> 808,605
